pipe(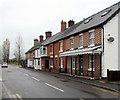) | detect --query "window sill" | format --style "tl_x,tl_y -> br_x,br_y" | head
70,48 -> 74,50
50,52 -> 53,54
88,44 -> 95,47
50,66 -> 53,68
88,68 -> 95,71
59,50 -> 63,53
78,46 -> 83,49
